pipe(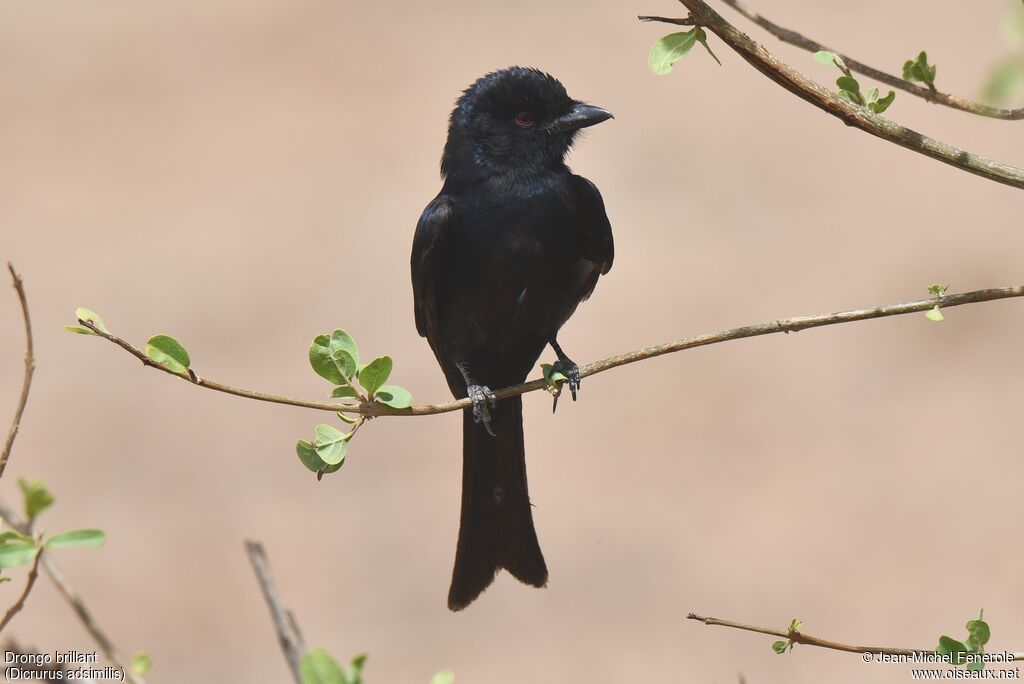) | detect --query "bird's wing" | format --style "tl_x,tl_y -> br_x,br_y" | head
571,175 -> 614,275
411,194 -> 455,338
